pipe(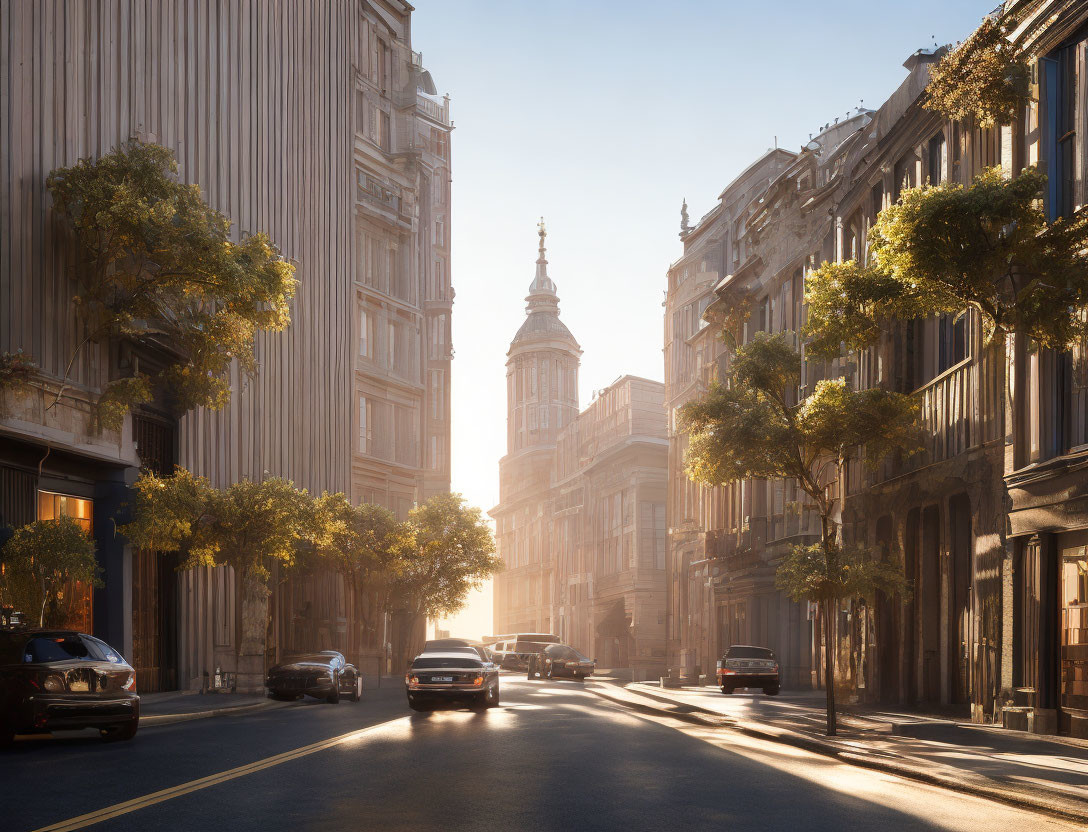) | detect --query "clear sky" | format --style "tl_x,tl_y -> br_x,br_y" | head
412,0 -> 994,640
